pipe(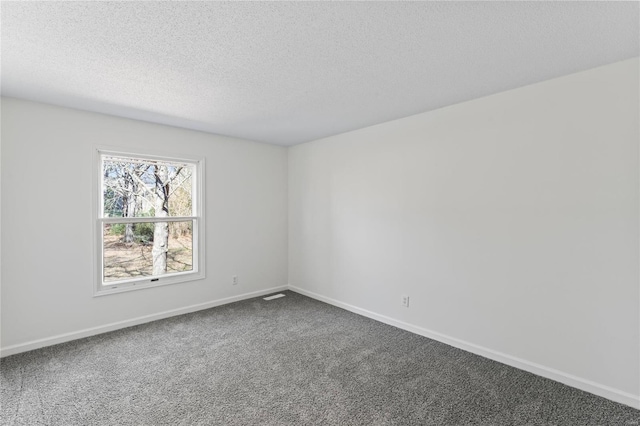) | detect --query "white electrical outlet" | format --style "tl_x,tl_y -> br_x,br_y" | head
401,295 -> 410,307
232,275 -> 238,285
